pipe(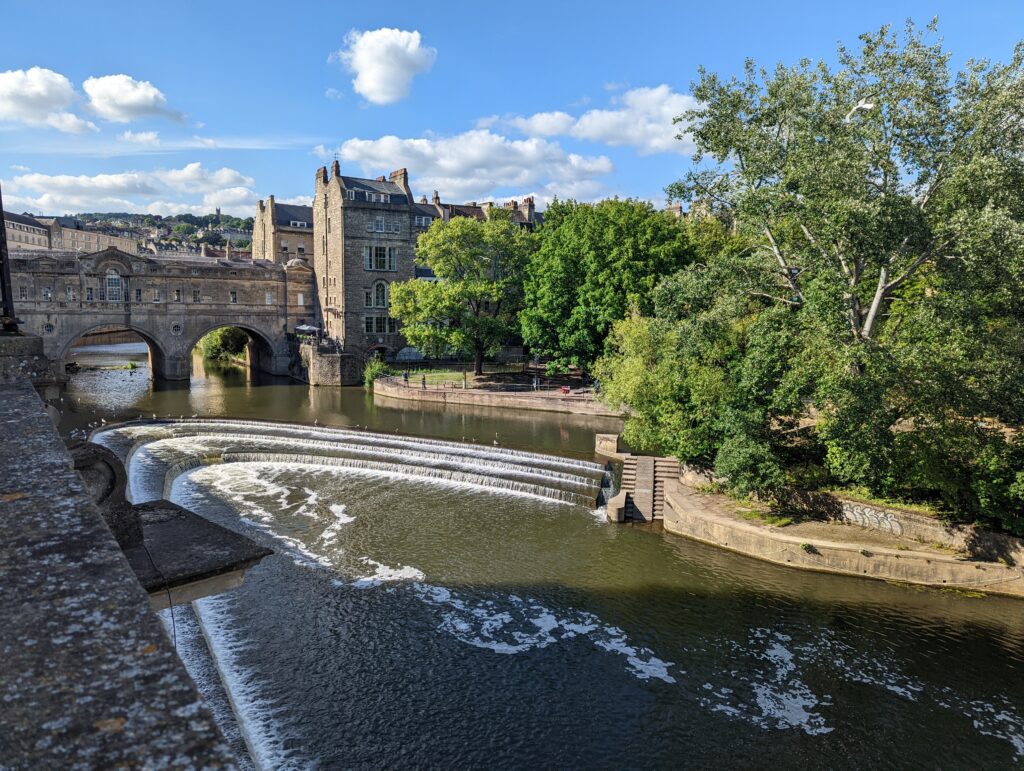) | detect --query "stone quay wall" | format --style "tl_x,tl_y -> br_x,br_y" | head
374,377 -> 625,417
